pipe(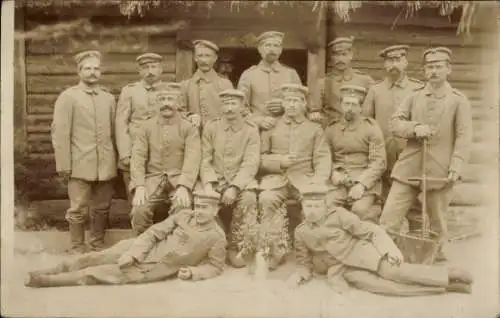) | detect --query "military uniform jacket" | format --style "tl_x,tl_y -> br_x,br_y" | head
201,117 -> 260,190
115,81 -> 173,167
123,209 -> 227,281
237,61 -> 301,123
51,82 -> 117,181
180,69 -> 233,125
390,82 -> 473,190
130,114 -> 201,192
324,117 -> 387,195
294,207 -> 384,277
362,76 -> 423,140
259,116 -> 331,191
313,68 -> 375,117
